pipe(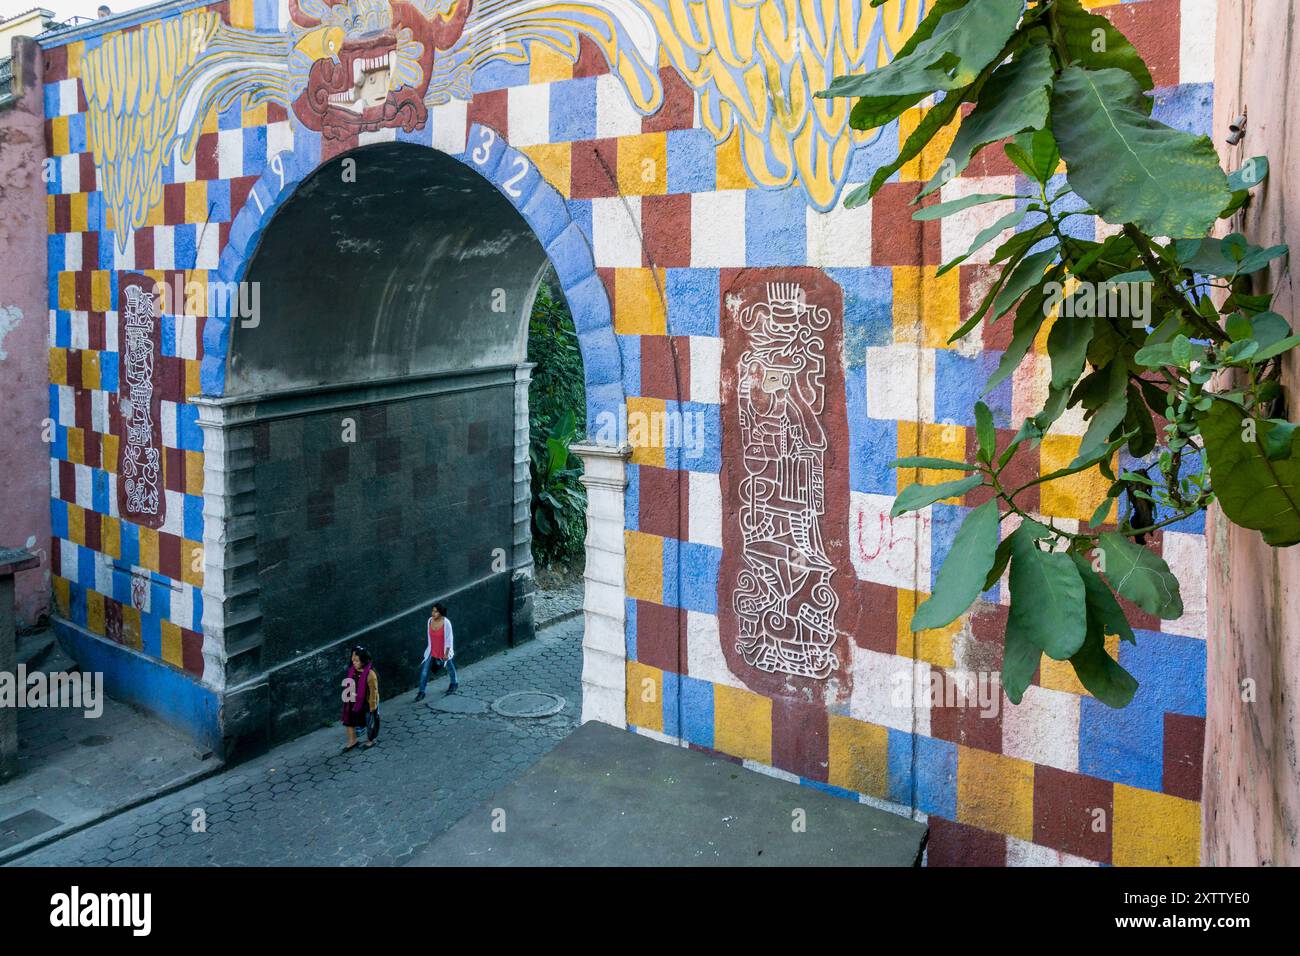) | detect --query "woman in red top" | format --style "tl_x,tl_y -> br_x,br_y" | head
415,602 -> 458,700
